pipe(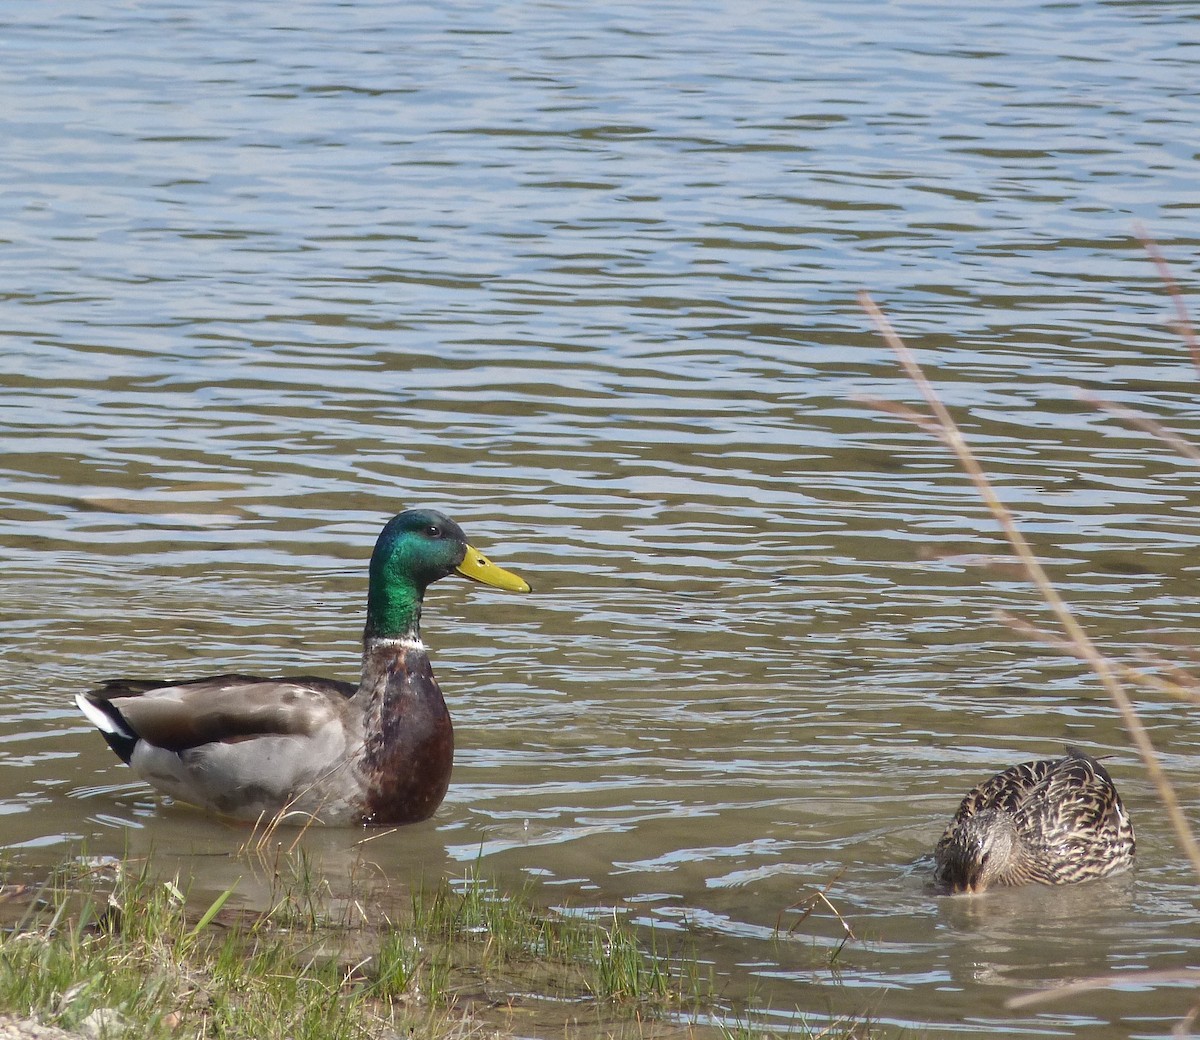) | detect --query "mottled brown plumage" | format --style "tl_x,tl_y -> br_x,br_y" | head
76,509 -> 529,826
934,747 -> 1135,894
